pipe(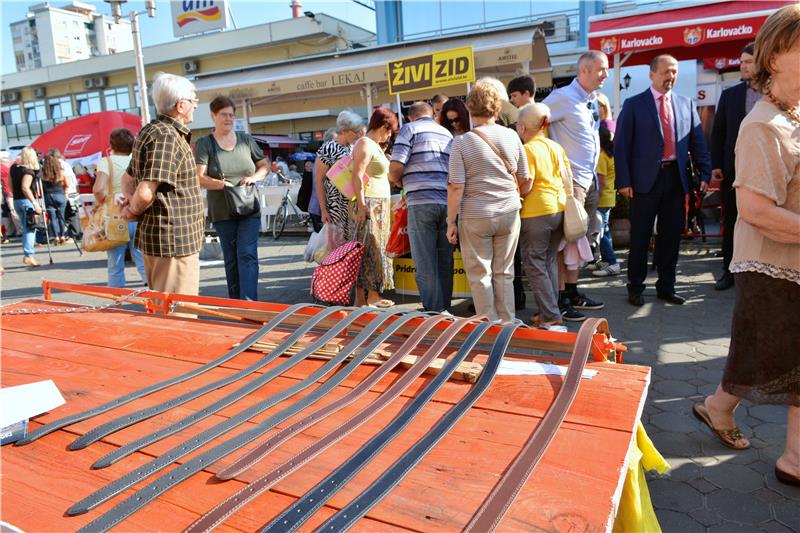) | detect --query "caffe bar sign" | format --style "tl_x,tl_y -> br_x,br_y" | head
387,46 -> 475,95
